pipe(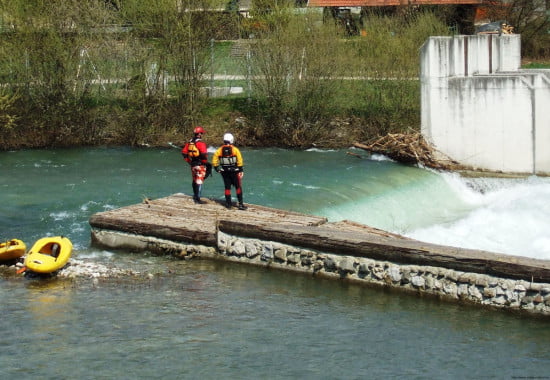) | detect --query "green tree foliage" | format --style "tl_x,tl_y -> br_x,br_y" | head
0,0 -> 229,146
0,0 -> 117,145
119,0 -> 219,139
245,7 -> 345,146
0,1 -> 546,149
0,90 -> 18,130
242,8 -> 464,145
503,0 -> 549,57
349,11 -> 450,78
329,11 -> 450,136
